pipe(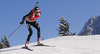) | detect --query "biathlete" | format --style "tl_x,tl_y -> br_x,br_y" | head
20,6 -> 42,47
